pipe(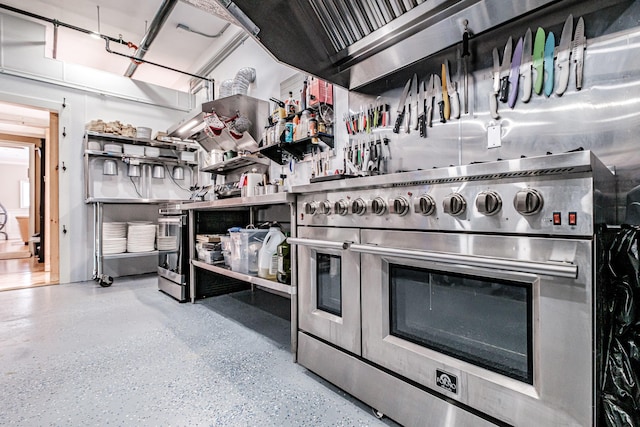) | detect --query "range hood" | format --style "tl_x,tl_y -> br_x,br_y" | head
167,94 -> 269,153
212,0 -> 561,90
